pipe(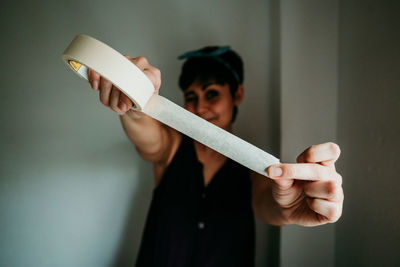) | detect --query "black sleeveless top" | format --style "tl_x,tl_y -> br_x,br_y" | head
136,135 -> 255,267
